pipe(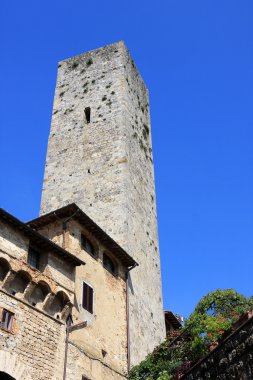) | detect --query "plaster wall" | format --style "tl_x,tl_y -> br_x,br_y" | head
37,219 -> 128,377
0,221 -> 28,262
